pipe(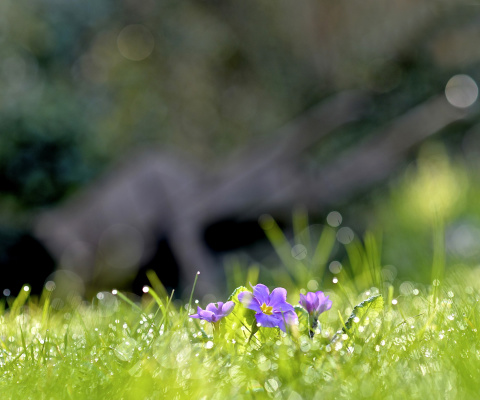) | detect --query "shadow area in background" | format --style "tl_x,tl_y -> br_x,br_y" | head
0,229 -> 56,297
131,238 -> 180,296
